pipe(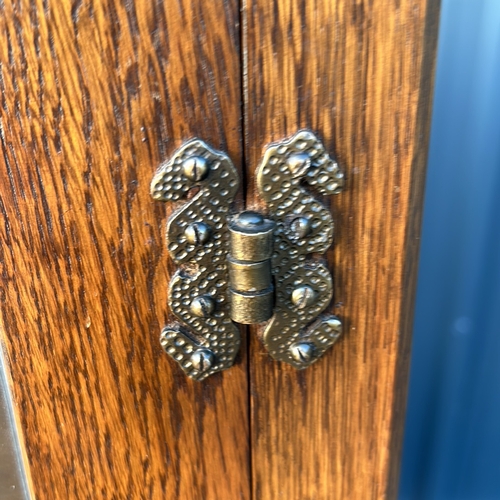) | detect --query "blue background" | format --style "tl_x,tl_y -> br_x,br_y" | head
399,1 -> 500,499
